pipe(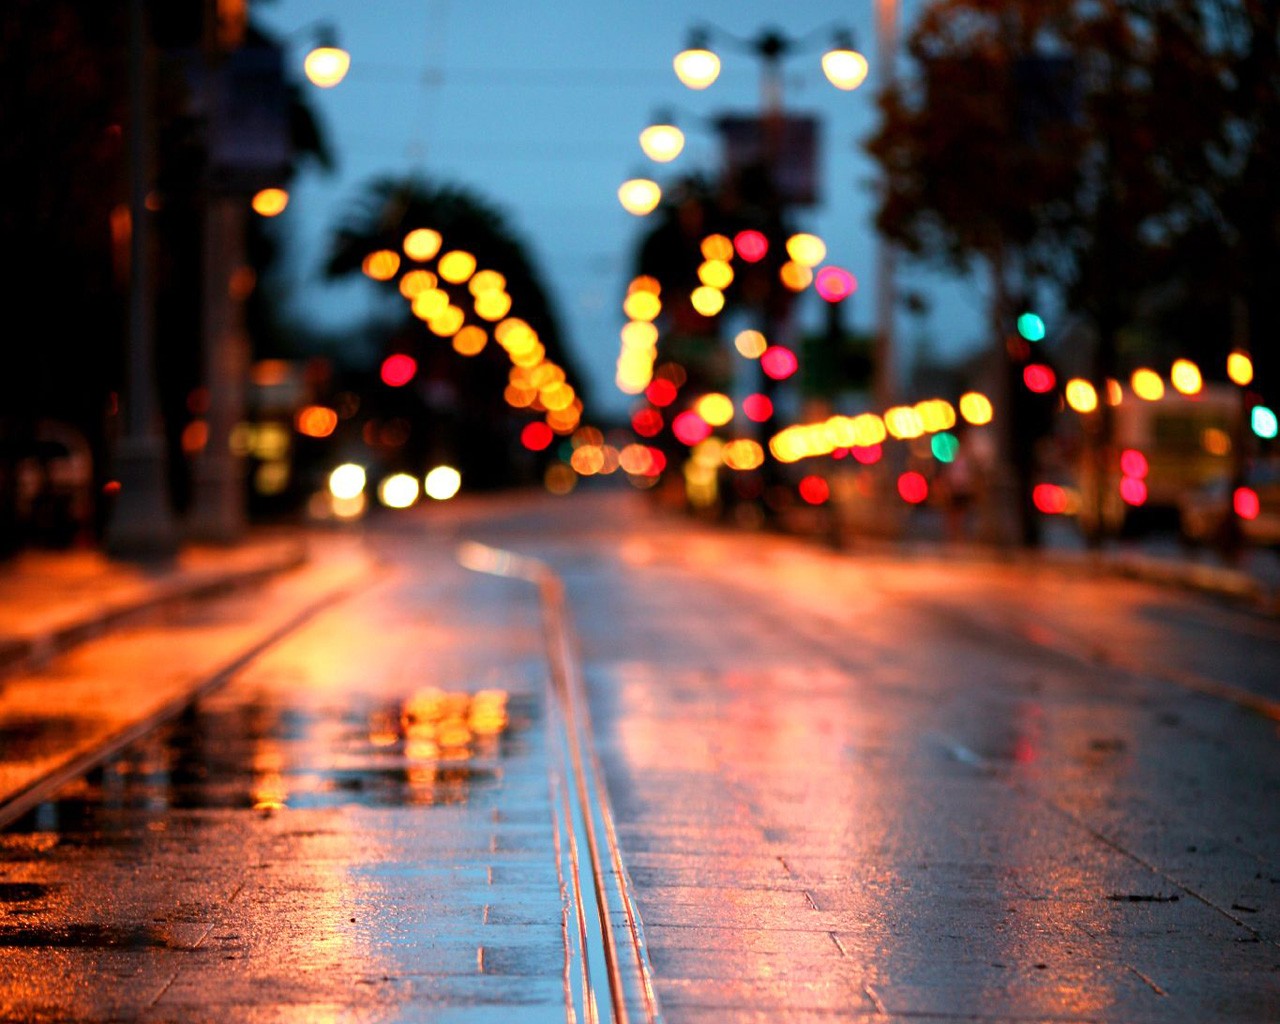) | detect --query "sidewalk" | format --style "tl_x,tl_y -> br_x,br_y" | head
0,529 -> 308,679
